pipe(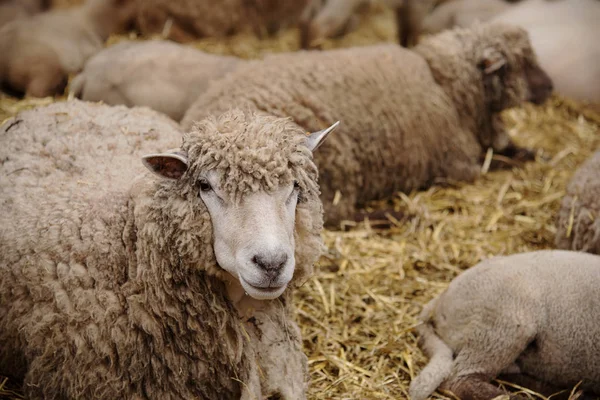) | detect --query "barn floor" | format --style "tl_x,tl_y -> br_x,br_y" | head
1,4 -> 600,400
